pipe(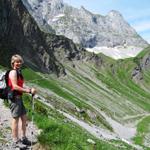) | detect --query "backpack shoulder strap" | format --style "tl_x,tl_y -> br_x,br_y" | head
5,70 -> 11,86
5,69 -> 23,86
16,69 -> 23,80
